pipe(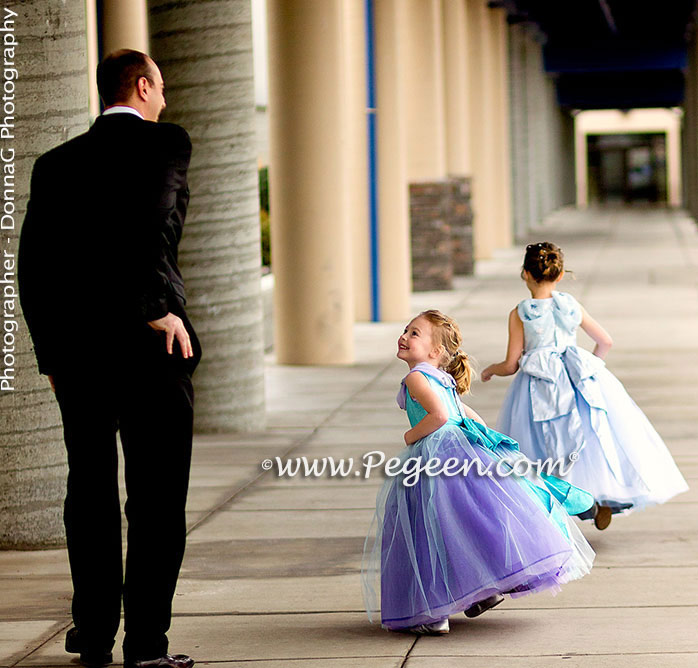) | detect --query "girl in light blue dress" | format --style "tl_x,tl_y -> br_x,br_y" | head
363,310 -> 595,635
481,242 -> 688,529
